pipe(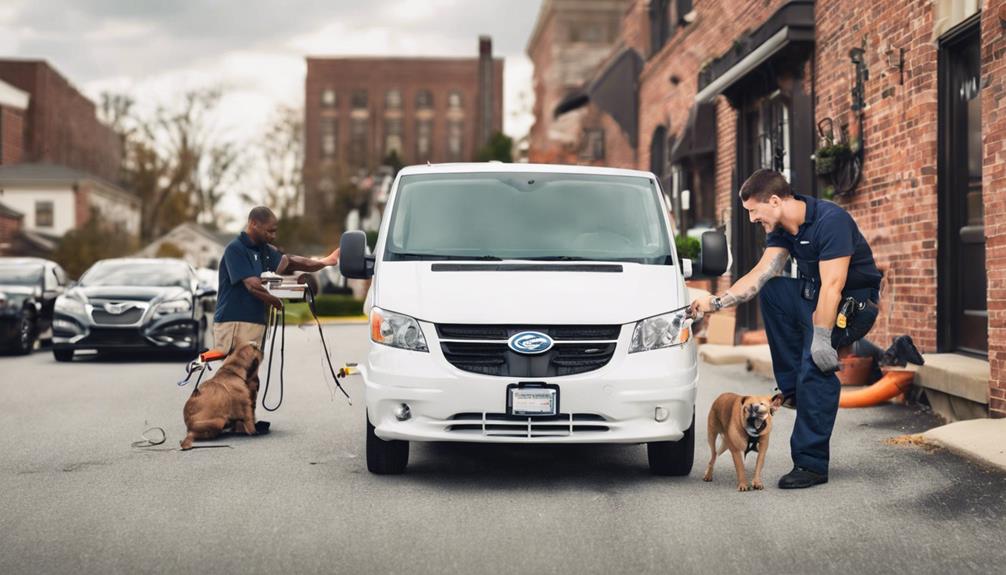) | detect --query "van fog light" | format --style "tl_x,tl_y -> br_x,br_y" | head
394,403 -> 412,421
654,407 -> 669,422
